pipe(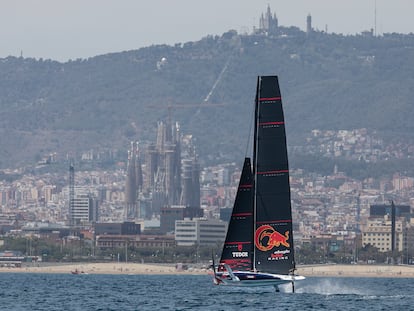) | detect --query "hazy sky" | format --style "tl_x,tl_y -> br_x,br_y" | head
1,0 -> 413,62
